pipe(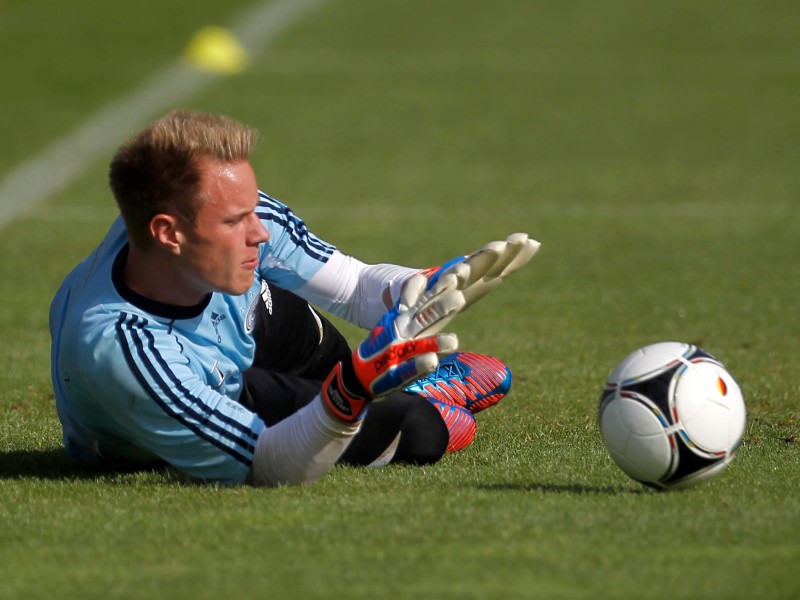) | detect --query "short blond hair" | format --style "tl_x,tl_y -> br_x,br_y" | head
109,110 -> 258,247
